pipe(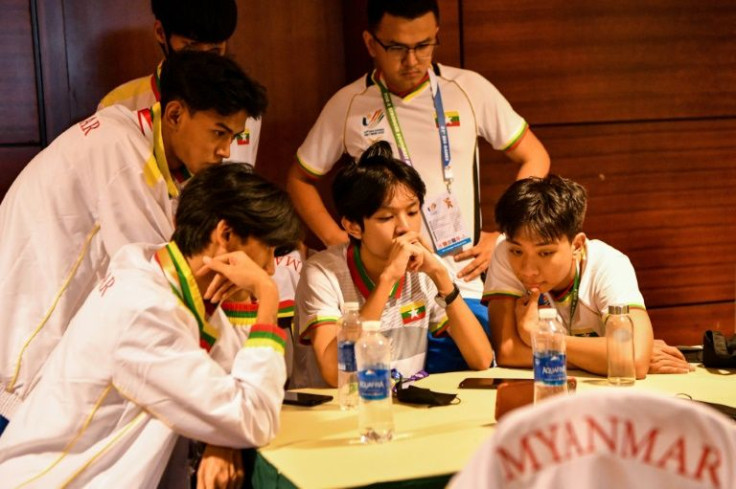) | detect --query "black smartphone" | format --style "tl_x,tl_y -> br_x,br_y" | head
283,391 -> 333,407
458,377 -> 529,389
